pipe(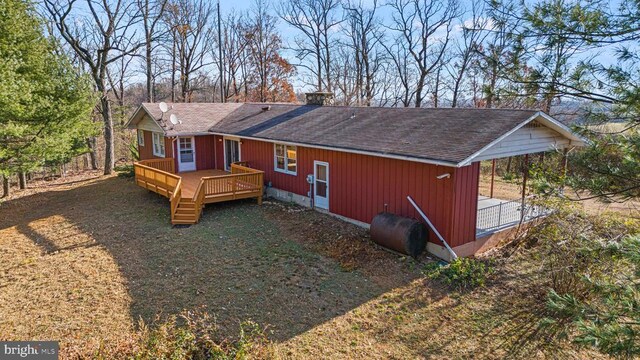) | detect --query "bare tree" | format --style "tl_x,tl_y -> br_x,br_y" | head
382,36 -> 416,106
44,0 -> 144,175
240,0 -> 297,102
344,0 -> 384,106
138,0 -> 168,102
387,0 -> 460,107
107,51 -> 137,117
217,12 -> 248,101
448,4 -> 489,107
278,0 -> 342,92
165,0 -> 215,102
